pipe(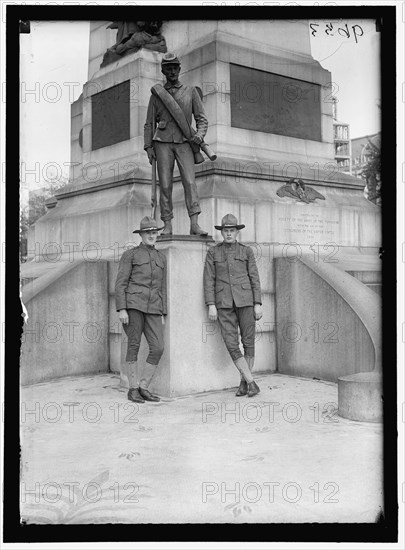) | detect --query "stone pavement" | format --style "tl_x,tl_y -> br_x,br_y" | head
20,372 -> 383,524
